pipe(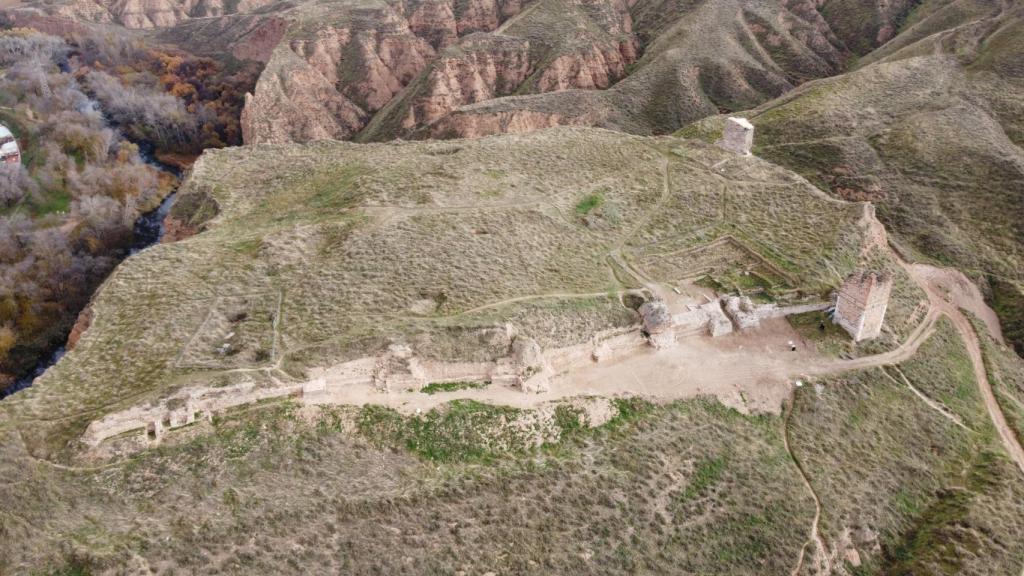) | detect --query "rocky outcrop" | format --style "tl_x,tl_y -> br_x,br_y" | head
11,0 -> 934,145
454,0 -> 523,35
397,34 -> 532,132
241,43 -> 370,143
226,0 -> 915,144
639,298 -> 673,348
407,0 -> 458,48
160,213 -> 198,243
237,0 -> 642,143
536,38 -> 637,92
229,16 -> 288,63
242,6 -> 440,143
66,304 -> 93,351
292,13 -> 436,113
